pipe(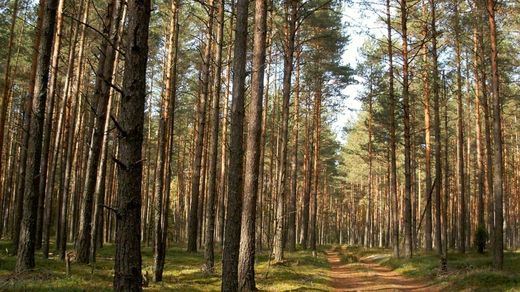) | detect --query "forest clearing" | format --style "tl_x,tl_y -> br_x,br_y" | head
0,0 -> 519,290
